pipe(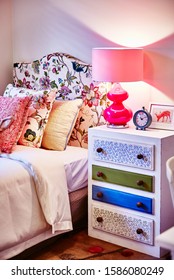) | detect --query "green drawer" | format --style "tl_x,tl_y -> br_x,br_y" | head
92,165 -> 153,192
